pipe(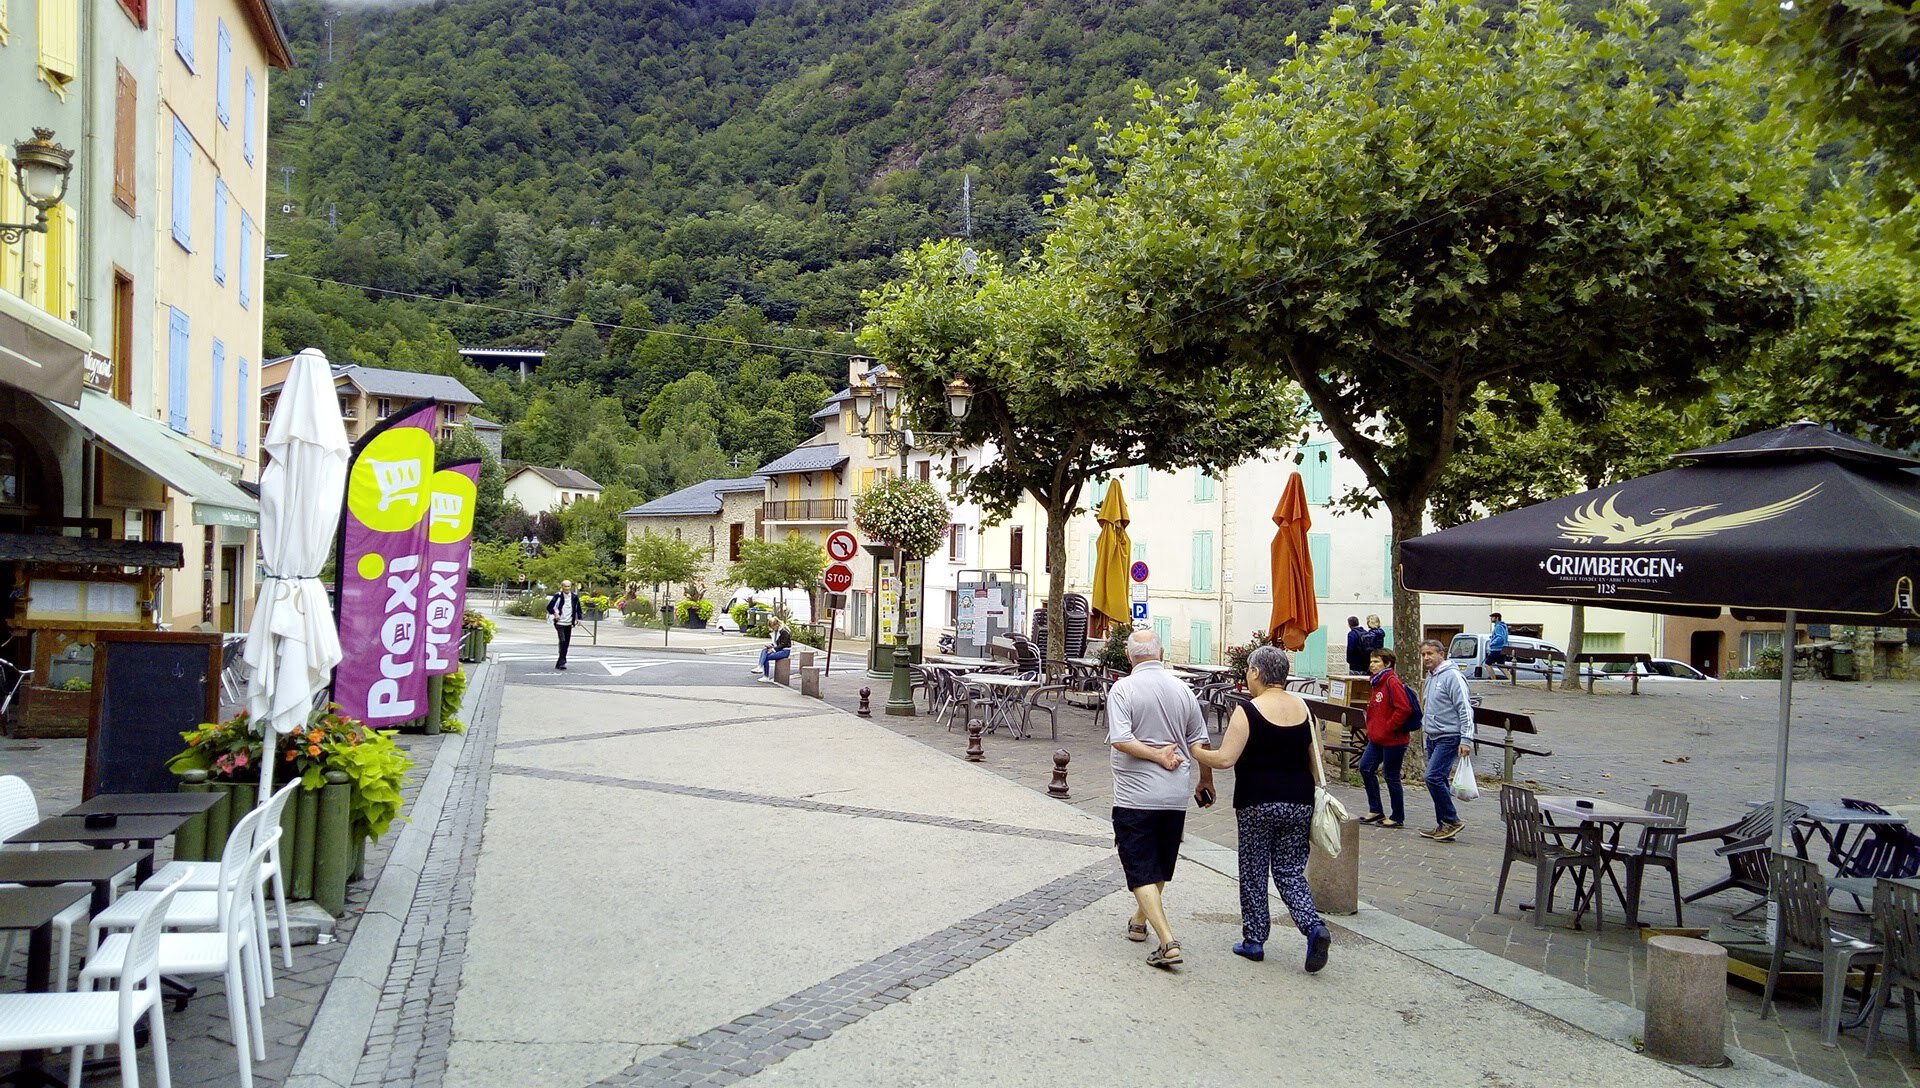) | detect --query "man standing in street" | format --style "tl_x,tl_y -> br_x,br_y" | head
548,579 -> 582,671
1344,616 -> 1371,676
1486,612 -> 1511,680
1418,638 -> 1474,841
1107,630 -> 1214,969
